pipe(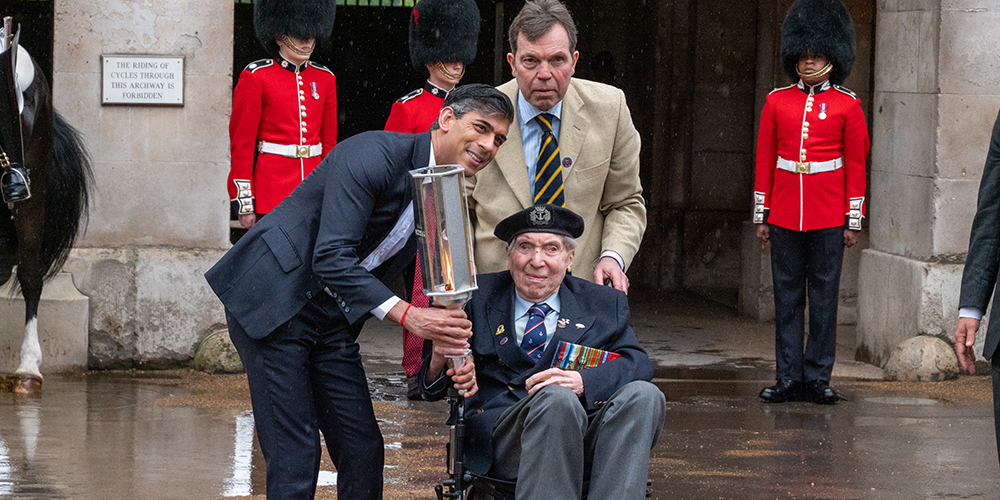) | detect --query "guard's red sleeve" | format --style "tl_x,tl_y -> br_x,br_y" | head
321,73 -> 338,157
228,70 -> 264,202
384,101 -> 415,133
753,96 -> 778,221
843,97 -> 870,222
